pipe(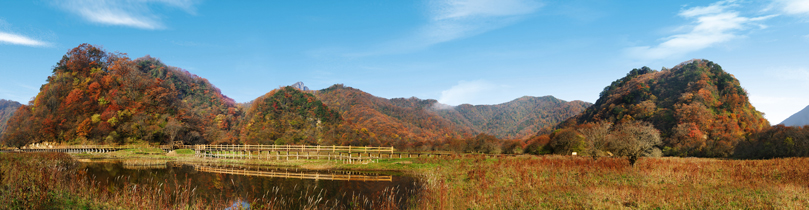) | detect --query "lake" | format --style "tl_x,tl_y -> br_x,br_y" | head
76,159 -> 421,209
